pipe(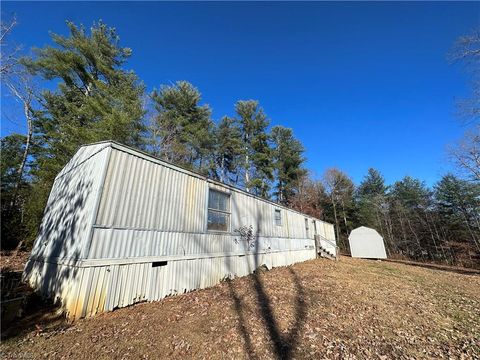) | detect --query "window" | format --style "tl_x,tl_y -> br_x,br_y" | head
207,189 -> 230,231
274,209 -> 282,226
305,218 -> 309,237
313,220 -> 317,235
